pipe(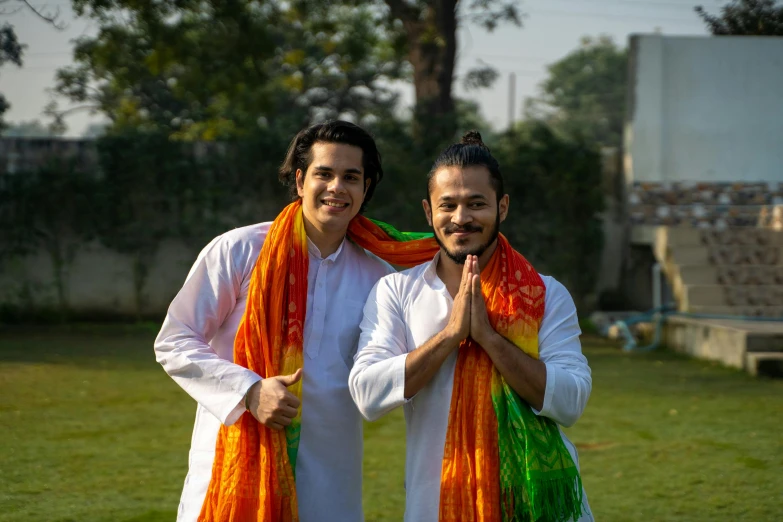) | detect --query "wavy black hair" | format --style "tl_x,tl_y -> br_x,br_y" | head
279,120 -> 383,212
